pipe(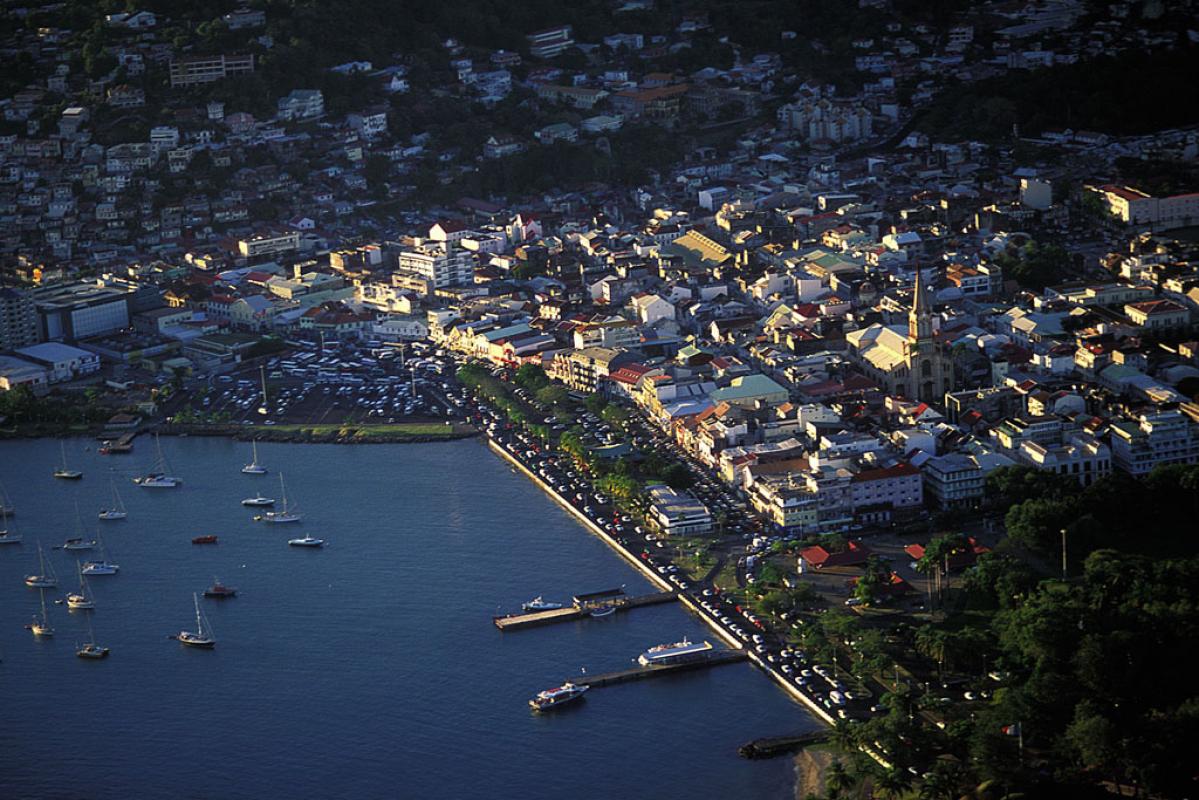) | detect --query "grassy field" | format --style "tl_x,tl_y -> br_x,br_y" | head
258,422 -> 473,438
